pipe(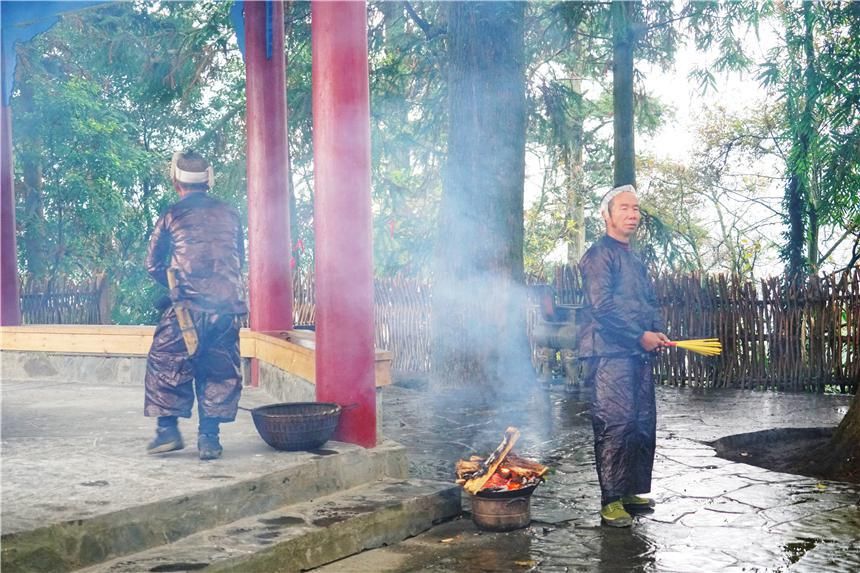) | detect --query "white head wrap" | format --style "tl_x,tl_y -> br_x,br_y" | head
173,166 -> 210,184
599,184 -> 637,216
169,151 -> 214,187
